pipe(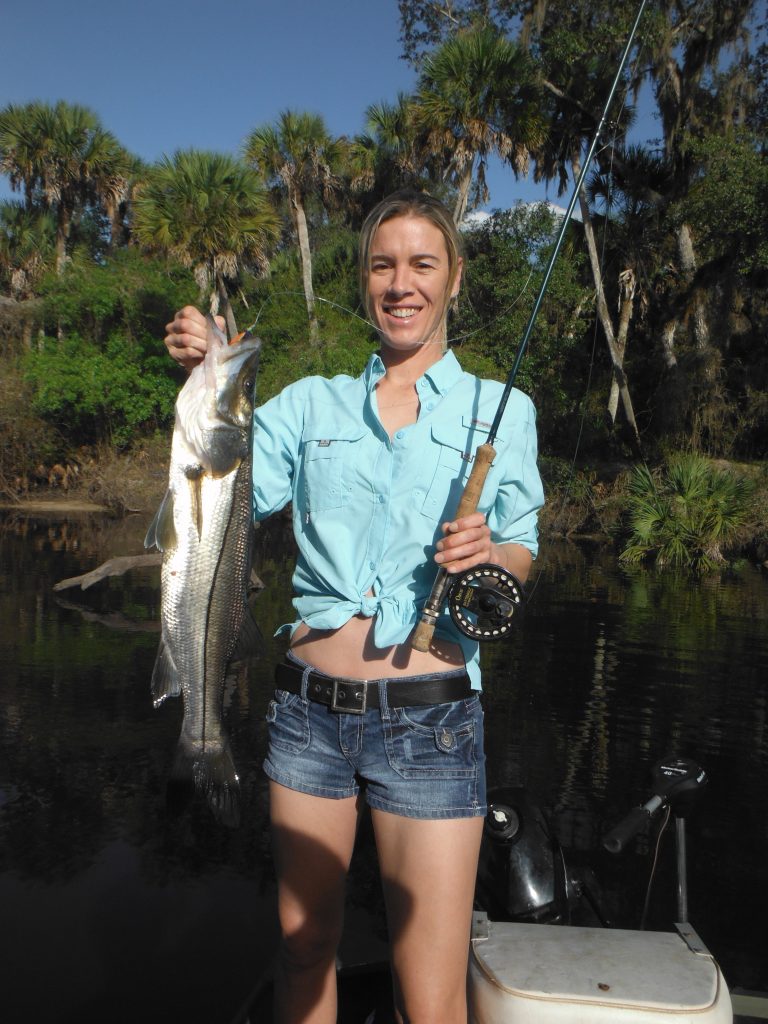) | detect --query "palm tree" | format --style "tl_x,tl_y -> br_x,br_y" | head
133,150 -> 279,337
0,101 -> 132,272
0,201 -> 55,297
412,25 -> 545,225
244,110 -> 347,344
586,145 -> 673,420
0,201 -> 55,349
